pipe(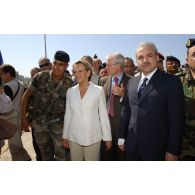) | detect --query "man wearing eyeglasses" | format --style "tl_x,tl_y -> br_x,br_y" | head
21,50 -> 73,161
99,53 -> 131,160
38,57 -> 52,71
